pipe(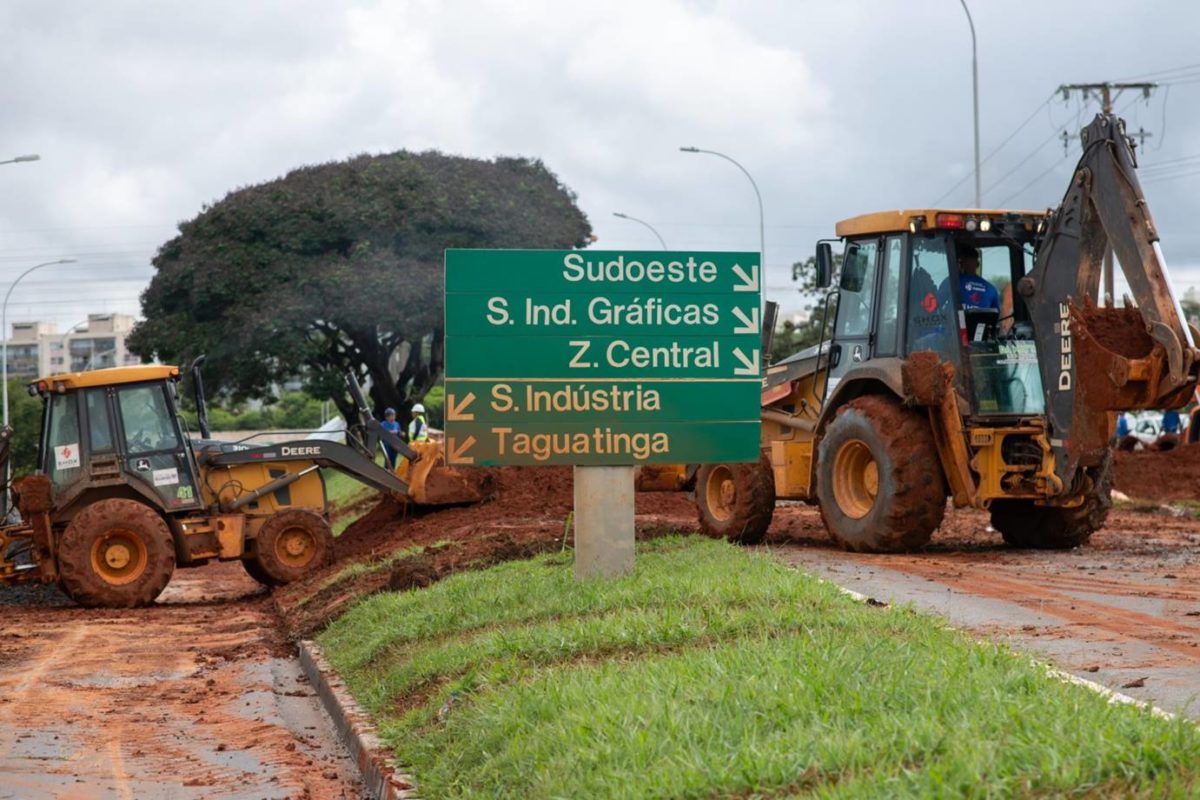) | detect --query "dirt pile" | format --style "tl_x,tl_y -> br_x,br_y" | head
275,466 -> 700,636
1114,445 -> 1200,503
